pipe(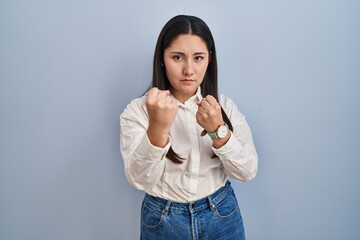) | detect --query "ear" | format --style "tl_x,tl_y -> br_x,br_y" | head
208,50 -> 212,63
